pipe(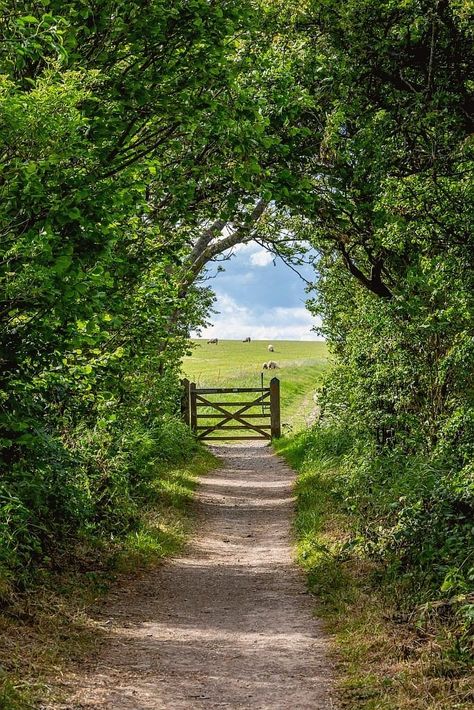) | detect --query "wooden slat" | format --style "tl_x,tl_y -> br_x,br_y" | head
190,381 -> 197,433
199,436 -> 271,441
270,377 -> 281,438
195,392 -> 272,438
185,377 -> 280,442
195,387 -> 270,394
196,401 -> 269,407
196,413 -> 271,419
196,425 -> 271,431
